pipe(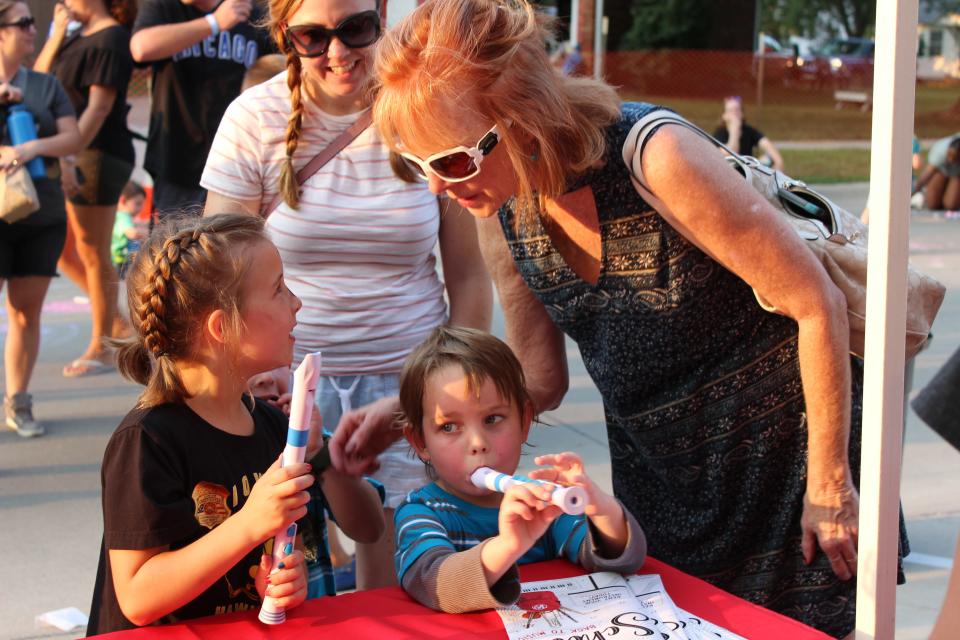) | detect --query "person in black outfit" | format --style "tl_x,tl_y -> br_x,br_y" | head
0,0 -> 81,437
129,0 -> 272,219
34,0 -> 137,378
712,95 -> 784,170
